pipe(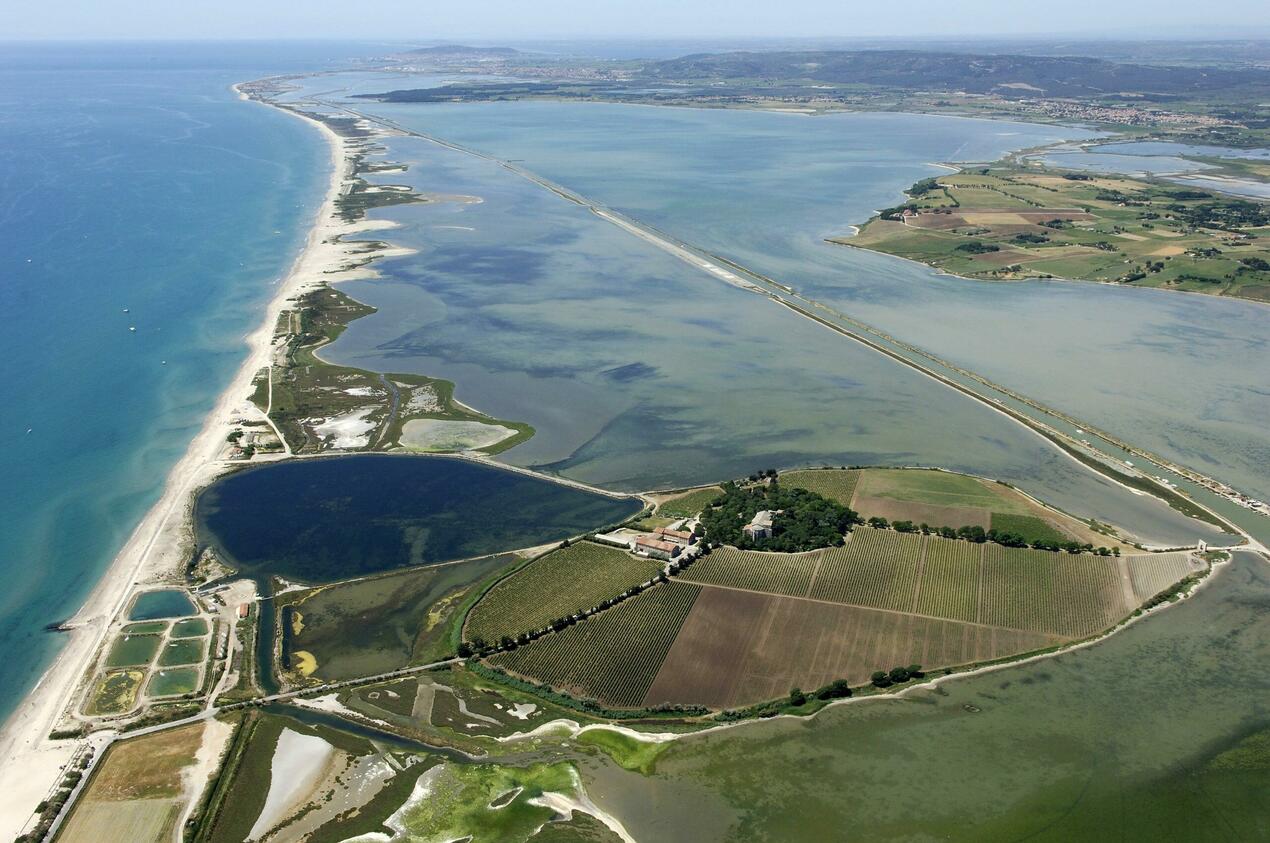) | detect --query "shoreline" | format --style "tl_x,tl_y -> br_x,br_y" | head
4,75 -> 1262,837
0,84 -> 372,839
